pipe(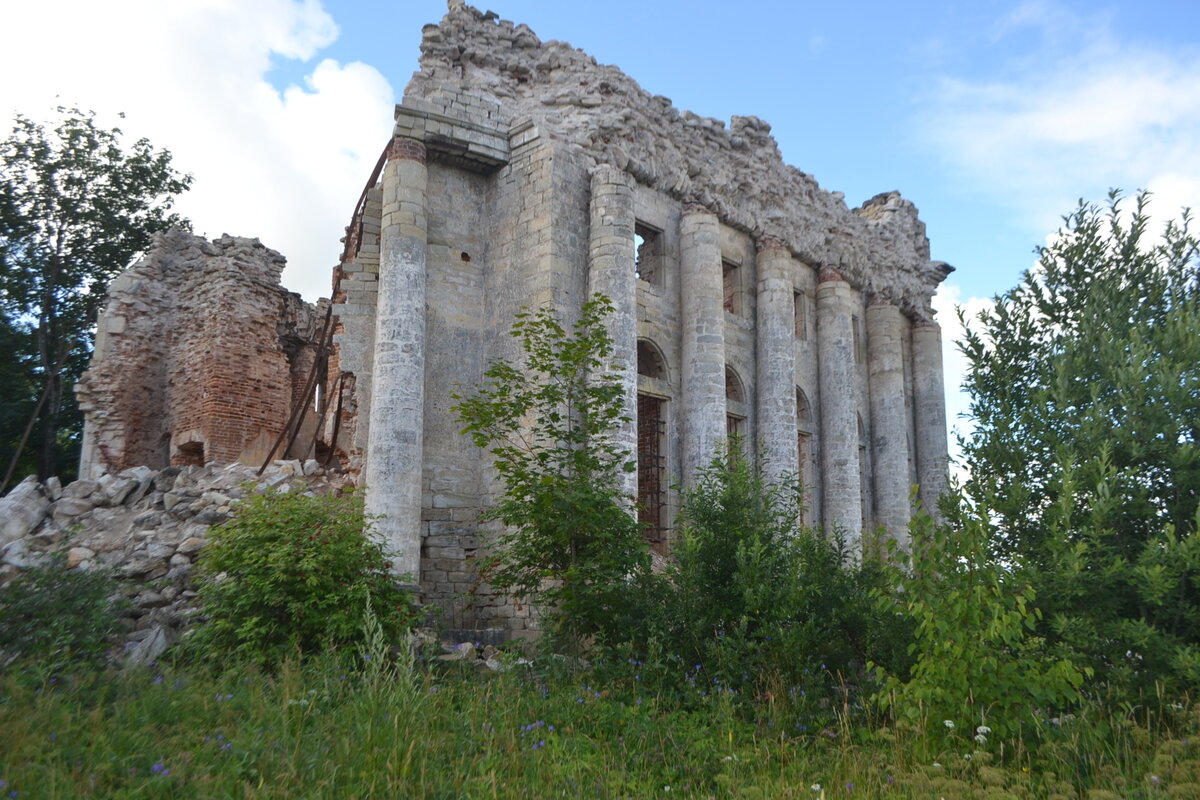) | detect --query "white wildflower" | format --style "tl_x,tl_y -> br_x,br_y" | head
943,719 -> 955,730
